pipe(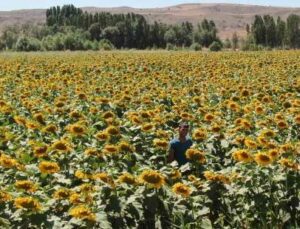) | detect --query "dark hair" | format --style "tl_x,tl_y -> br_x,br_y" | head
178,122 -> 189,128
